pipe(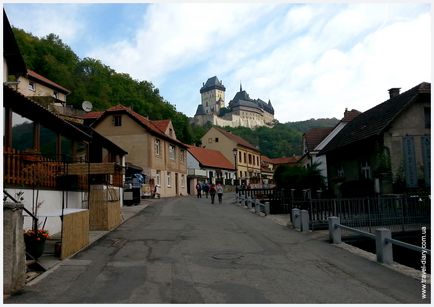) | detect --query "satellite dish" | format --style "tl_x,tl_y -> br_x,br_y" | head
82,101 -> 93,112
